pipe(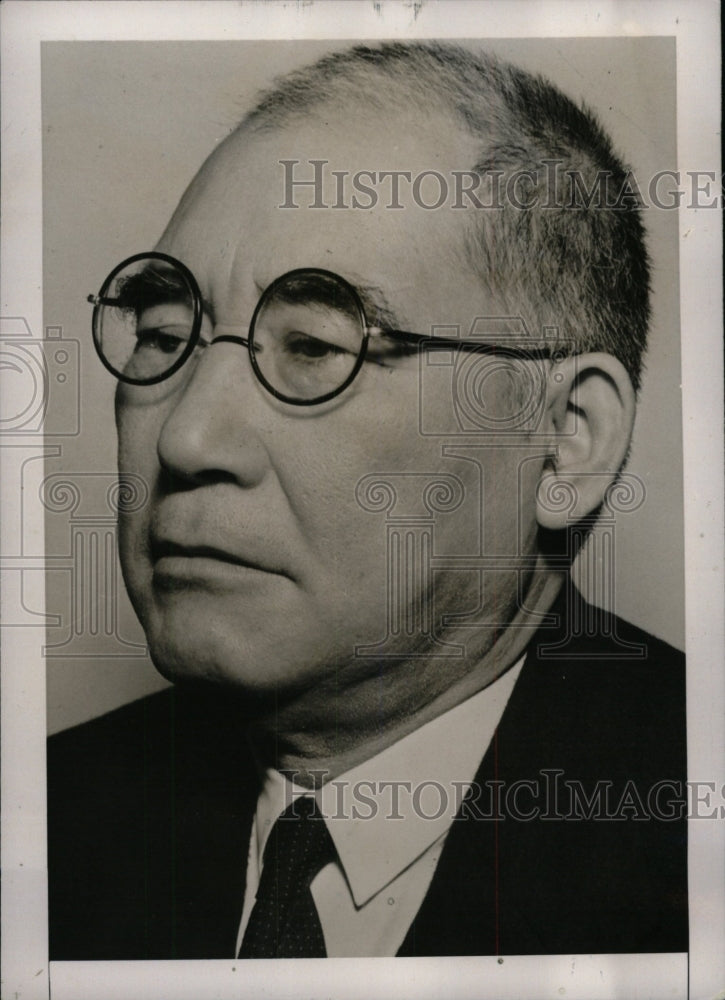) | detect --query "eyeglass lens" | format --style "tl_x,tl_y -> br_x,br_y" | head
93,256 -> 199,384
250,270 -> 366,402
